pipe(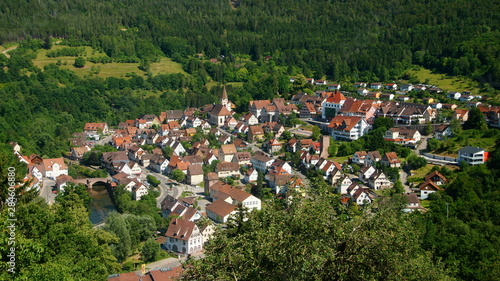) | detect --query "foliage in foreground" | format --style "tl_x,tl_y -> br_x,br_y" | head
182,195 -> 451,281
